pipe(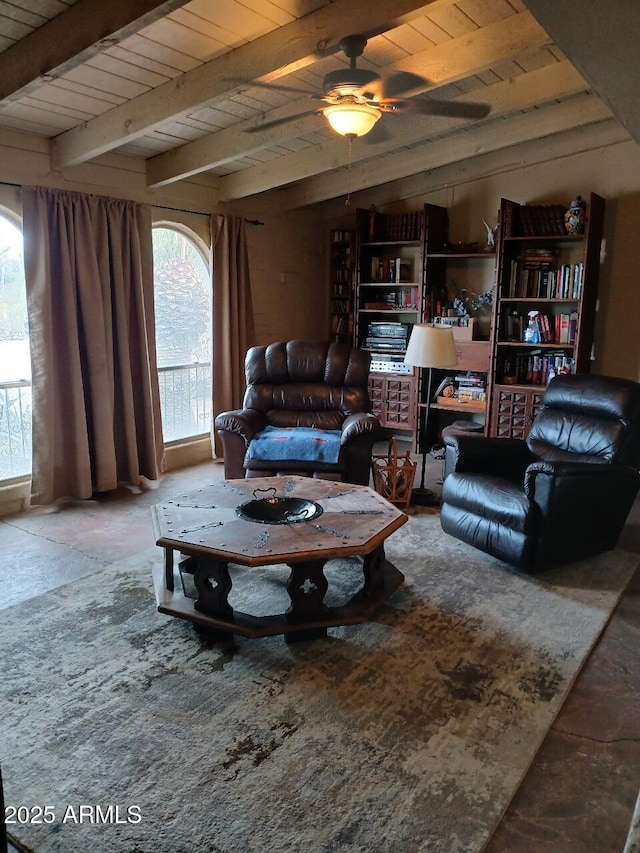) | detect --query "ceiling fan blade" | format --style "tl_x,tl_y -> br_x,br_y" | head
226,77 -> 319,98
382,71 -> 429,99
380,98 -> 491,119
361,121 -> 393,145
244,109 -> 321,133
